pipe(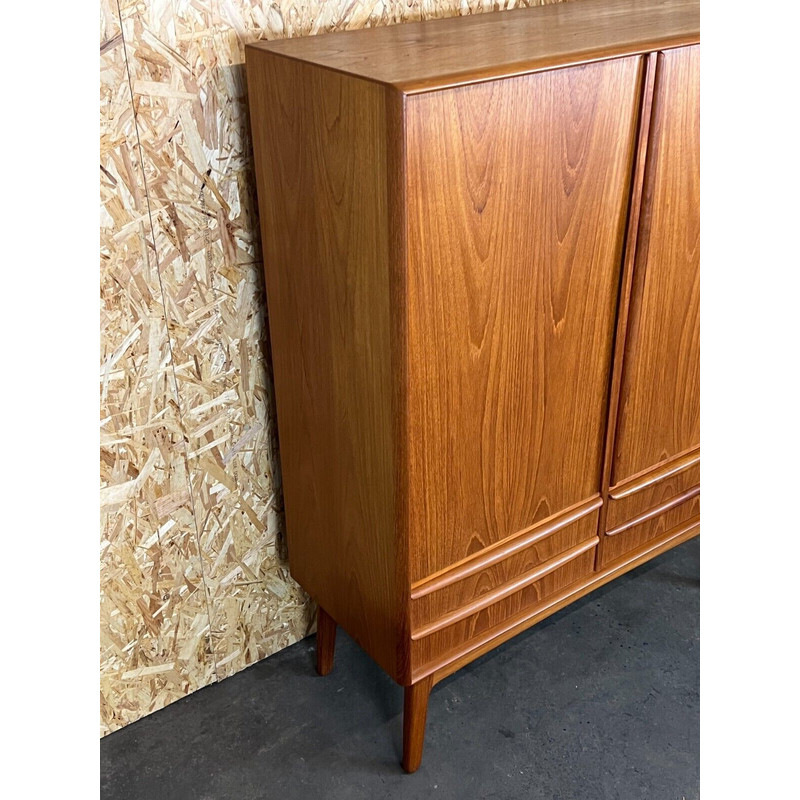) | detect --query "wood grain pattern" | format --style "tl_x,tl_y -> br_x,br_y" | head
611,45 -> 700,484
246,51 -> 403,680
411,509 -> 599,633
411,545 -> 597,675
606,485 -> 698,537
606,449 -> 699,530
404,57 -> 642,584
250,0 -> 699,93
610,445 -> 699,499
600,495 -> 698,568
424,518 -> 697,685
594,51 -> 659,556
403,675 -> 433,773
386,82 -> 413,685
315,606 -> 337,676
411,495 -> 601,598
412,537 -> 598,639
